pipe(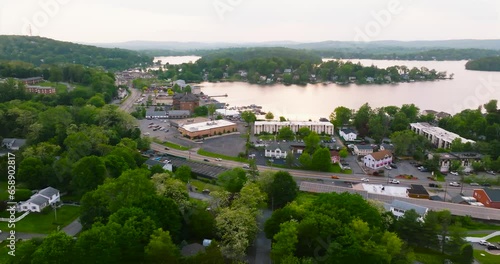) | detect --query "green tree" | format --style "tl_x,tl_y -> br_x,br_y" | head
217,168 -> 248,193
145,229 -> 180,264
215,207 -> 258,260
75,222 -> 121,264
329,106 -> 352,128
247,158 -> 259,181
174,165 -> 191,183
297,127 -> 312,139
186,205 -> 216,240
265,112 -> 275,121
394,209 -> 424,247
152,174 -> 190,213
270,171 -> 297,209
278,126 -> 294,140
353,103 -> 372,137
87,94 -> 105,107
241,111 -> 256,125
299,152 -> 312,169
207,104 -> 216,118
458,244 -> 474,264
285,151 -> 295,168
339,148 -> 348,159
279,116 -> 287,122
18,157 -> 49,189
271,220 -> 299,264
194,106 -> 208,116
31,232 -> 75,264
71,156 -> 107,195
303,131 -> 320,154
311,147 -> 332,172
